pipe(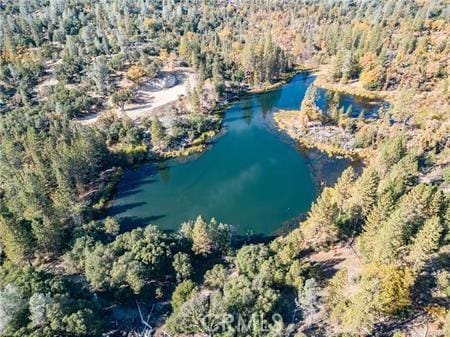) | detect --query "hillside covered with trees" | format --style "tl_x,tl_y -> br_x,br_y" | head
0,0 -> 449,336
